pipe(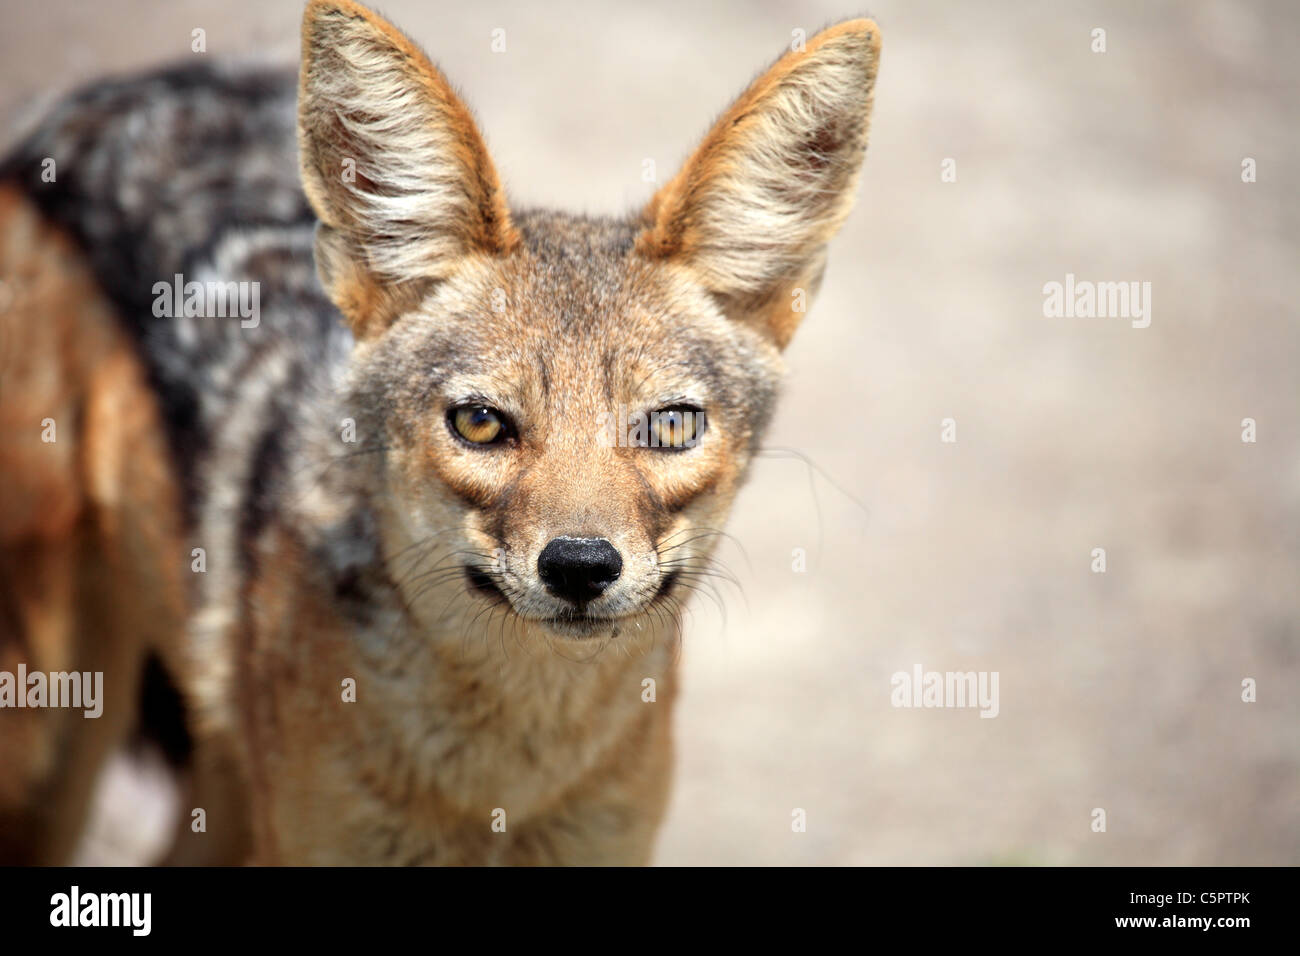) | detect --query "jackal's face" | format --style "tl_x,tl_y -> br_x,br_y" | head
297,0 -> 880,639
